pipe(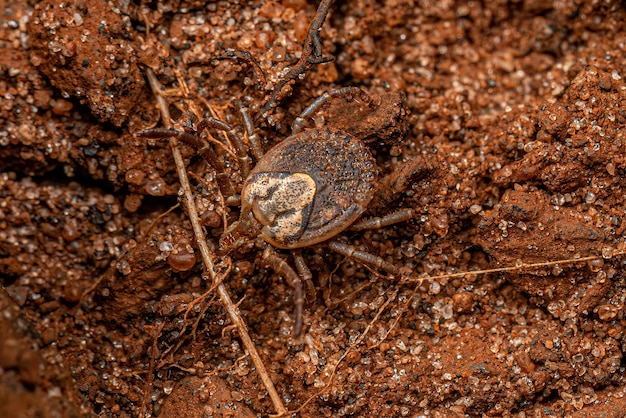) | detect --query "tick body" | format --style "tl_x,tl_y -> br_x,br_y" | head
139,87 -> 414,335
228,128 -> 377,250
